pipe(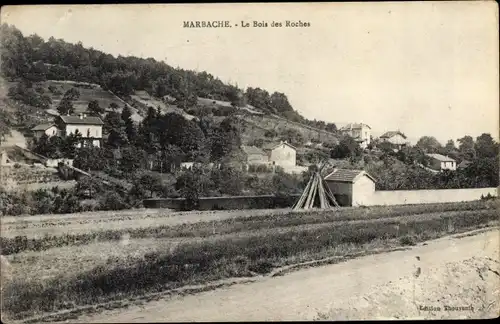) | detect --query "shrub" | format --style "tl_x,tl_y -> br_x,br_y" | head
99,191 -> 129,211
